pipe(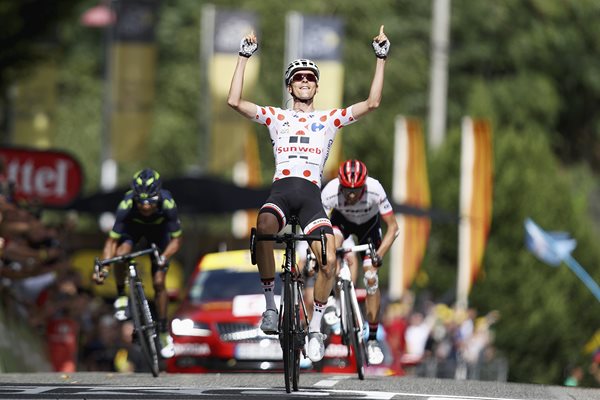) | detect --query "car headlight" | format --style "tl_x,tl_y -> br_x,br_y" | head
171,318 -> 212,337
